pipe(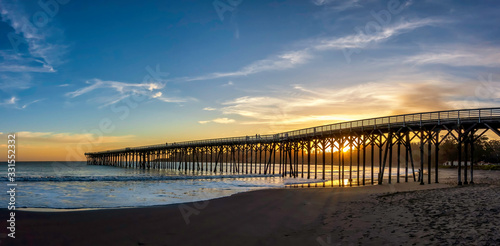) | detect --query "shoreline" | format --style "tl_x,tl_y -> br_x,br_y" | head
9,178 -> 415,212
10,168 -> 499,212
